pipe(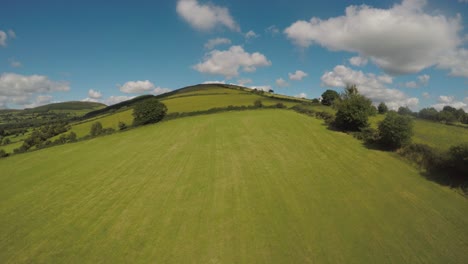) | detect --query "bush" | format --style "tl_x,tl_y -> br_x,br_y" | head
133,98 -> 167,126
90,122 -> 103,137
378,112 -> 413,149
334,91 -> 373,131
399,144 -> 442,170
447,143 -> 468,176
378,102 -> 388,114
275,102 -> 286,109
0,149 -> 8,158
253,100 -> 263,108
353,127 -> 379,144
321,90 -> 340,106
118,122 -> 127,130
